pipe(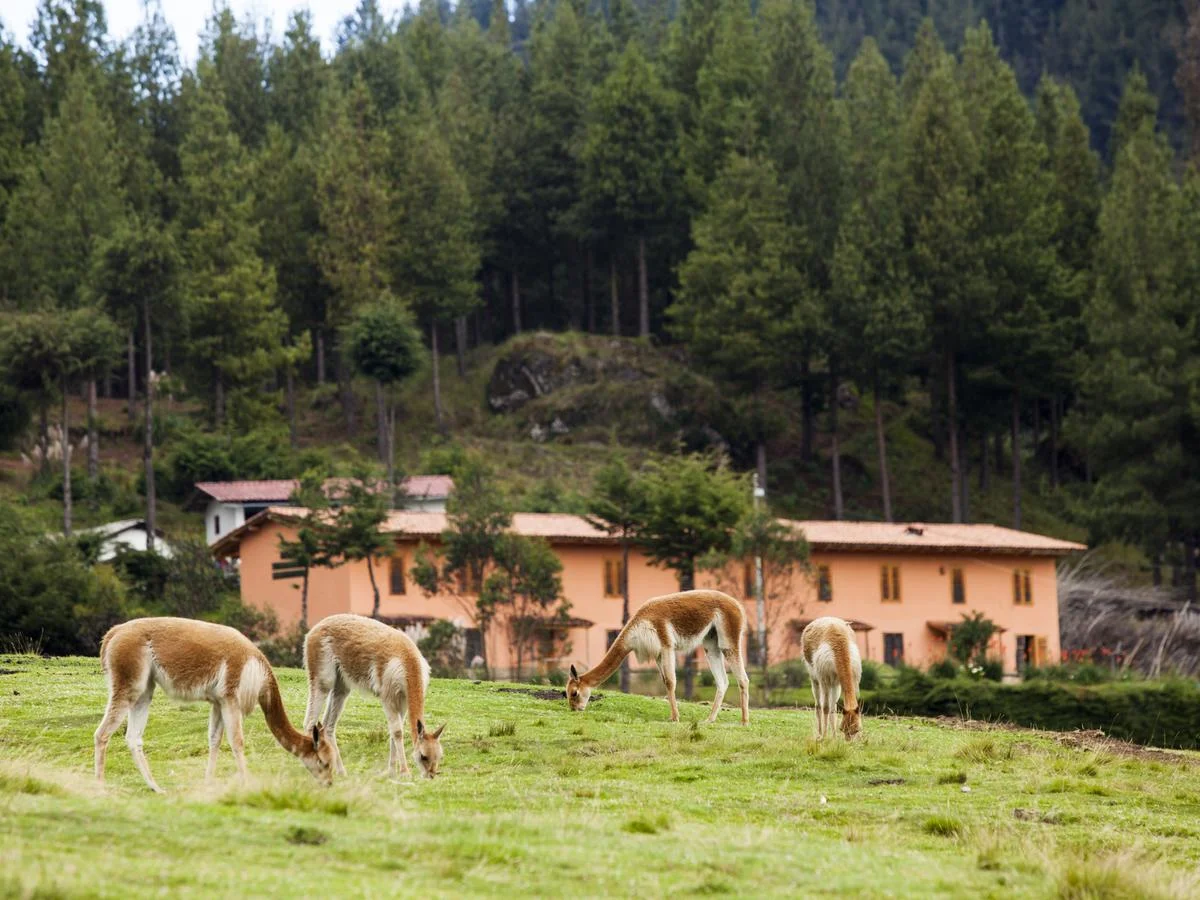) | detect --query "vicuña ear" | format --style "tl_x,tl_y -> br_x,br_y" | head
311,725 -> 321,750
417,719 -> 426,738
569,664 -> 579,679
431,723 -> 446,740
